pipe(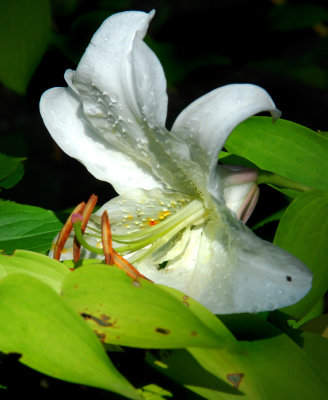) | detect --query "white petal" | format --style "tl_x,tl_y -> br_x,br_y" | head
136,203 -> 312,315
40,87 -> 162,193
137,225 -> 203,291
190,210 -> 312,314
73,11 -> 167,133
43,11 -> 195,194
171,84 -> 281,200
